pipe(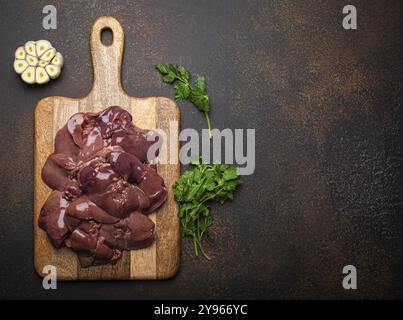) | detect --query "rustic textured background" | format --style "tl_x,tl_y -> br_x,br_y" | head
0,0 -> 402,299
